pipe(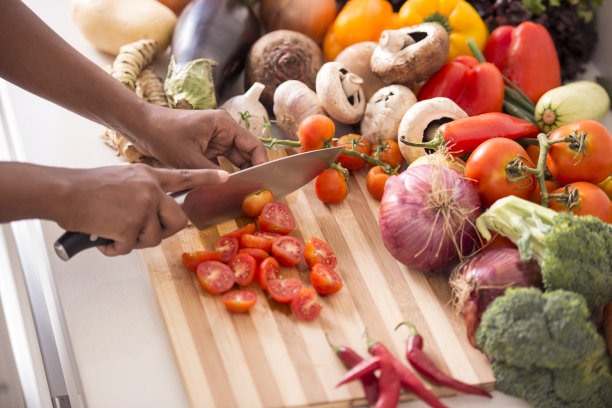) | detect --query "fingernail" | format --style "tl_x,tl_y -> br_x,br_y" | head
217,170 -> 230,182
